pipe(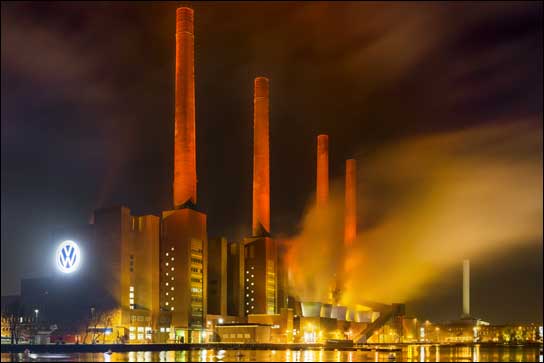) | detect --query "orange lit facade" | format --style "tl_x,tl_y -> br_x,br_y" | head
173,7 -> 197,208
316,134 -> 329,208
160,208 -> 208,343
252,77 -> 271,237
